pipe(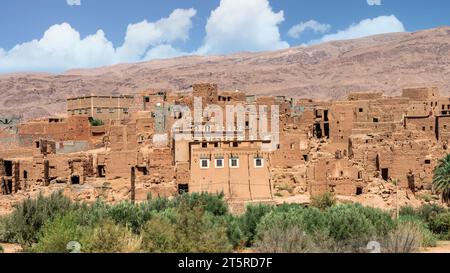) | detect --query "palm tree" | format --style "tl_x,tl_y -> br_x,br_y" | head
432,154 -> 450,205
